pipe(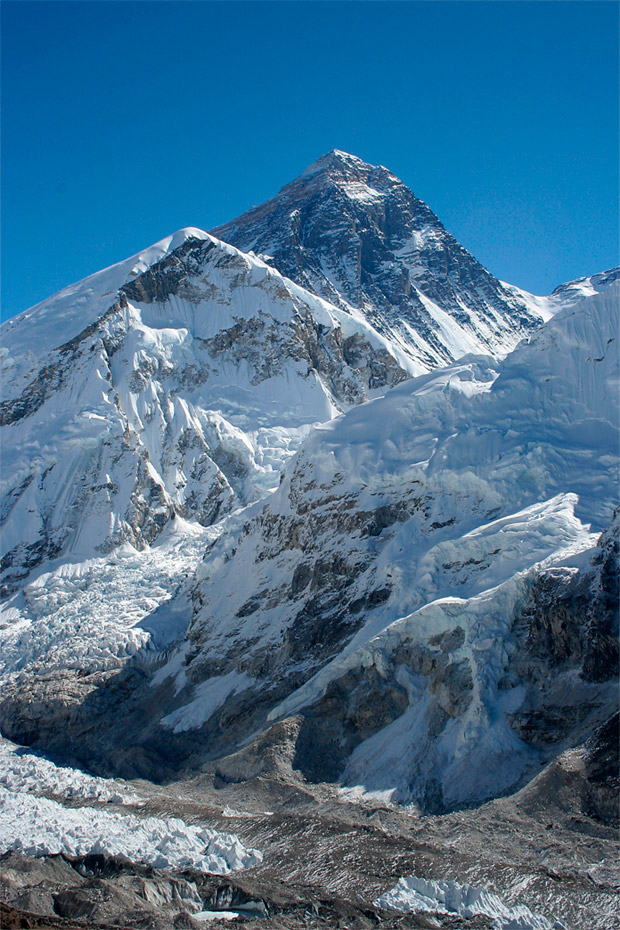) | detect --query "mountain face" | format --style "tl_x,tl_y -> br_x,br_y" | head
213,150 -> 547,373
129,279 -> 616,810
2,273 -> 616,817
0,153 -> 618,823
0,228 -> 408,596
